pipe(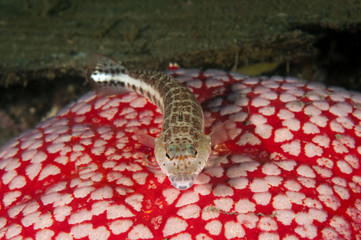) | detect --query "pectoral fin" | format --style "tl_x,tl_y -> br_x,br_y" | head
133,128 -> 156,149
209,119 -> 237,146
